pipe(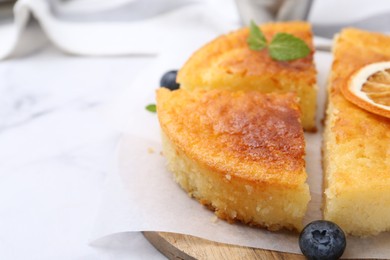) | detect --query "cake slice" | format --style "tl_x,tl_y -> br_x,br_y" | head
157,88 -> 310,231
177,22 -> 317,131
323,28 -> 390,236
